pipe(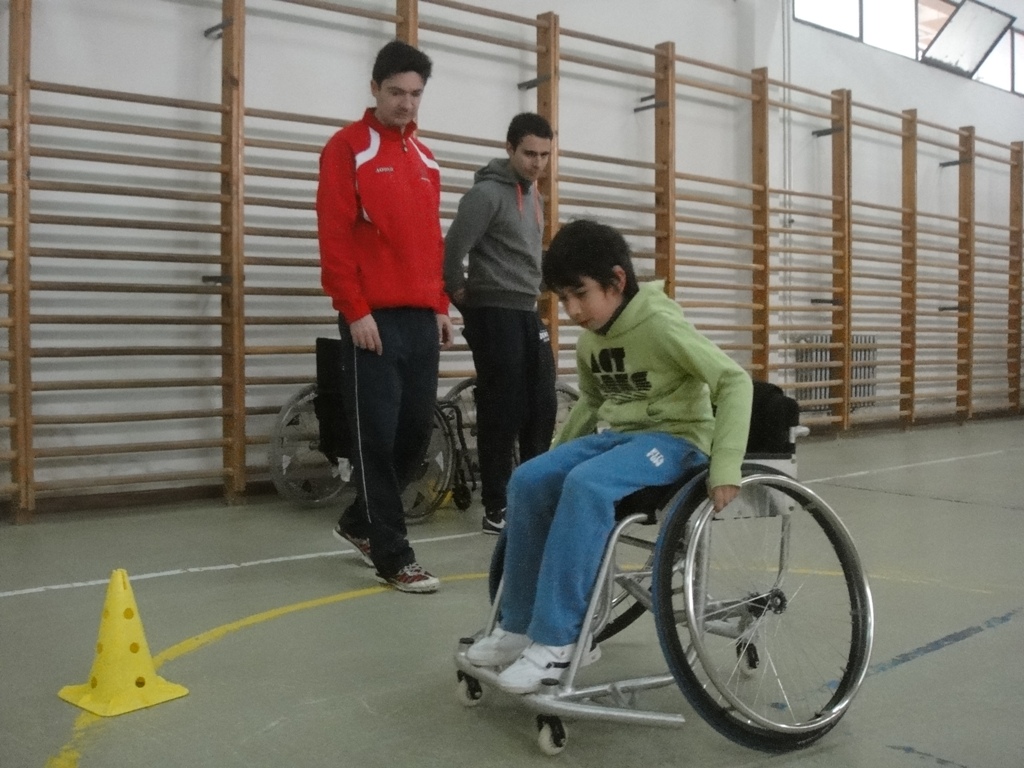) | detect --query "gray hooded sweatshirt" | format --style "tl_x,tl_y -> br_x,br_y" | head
443,158 -> 544,311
